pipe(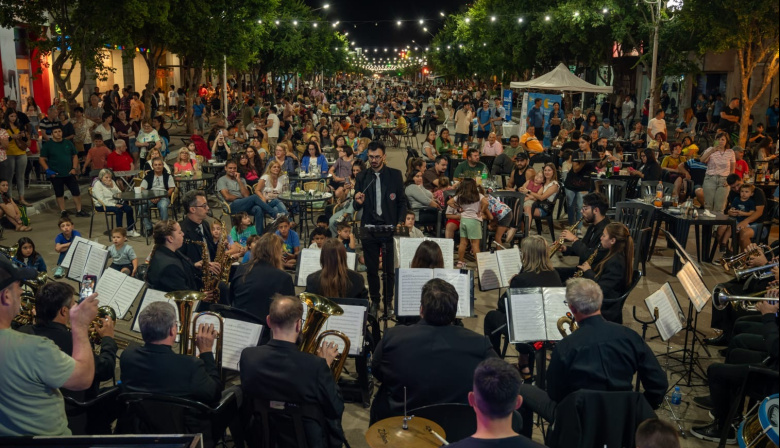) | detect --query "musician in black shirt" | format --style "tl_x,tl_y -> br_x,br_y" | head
556,192 -> 610,282
576,222 -> 634,302
517,278 -> 667,434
